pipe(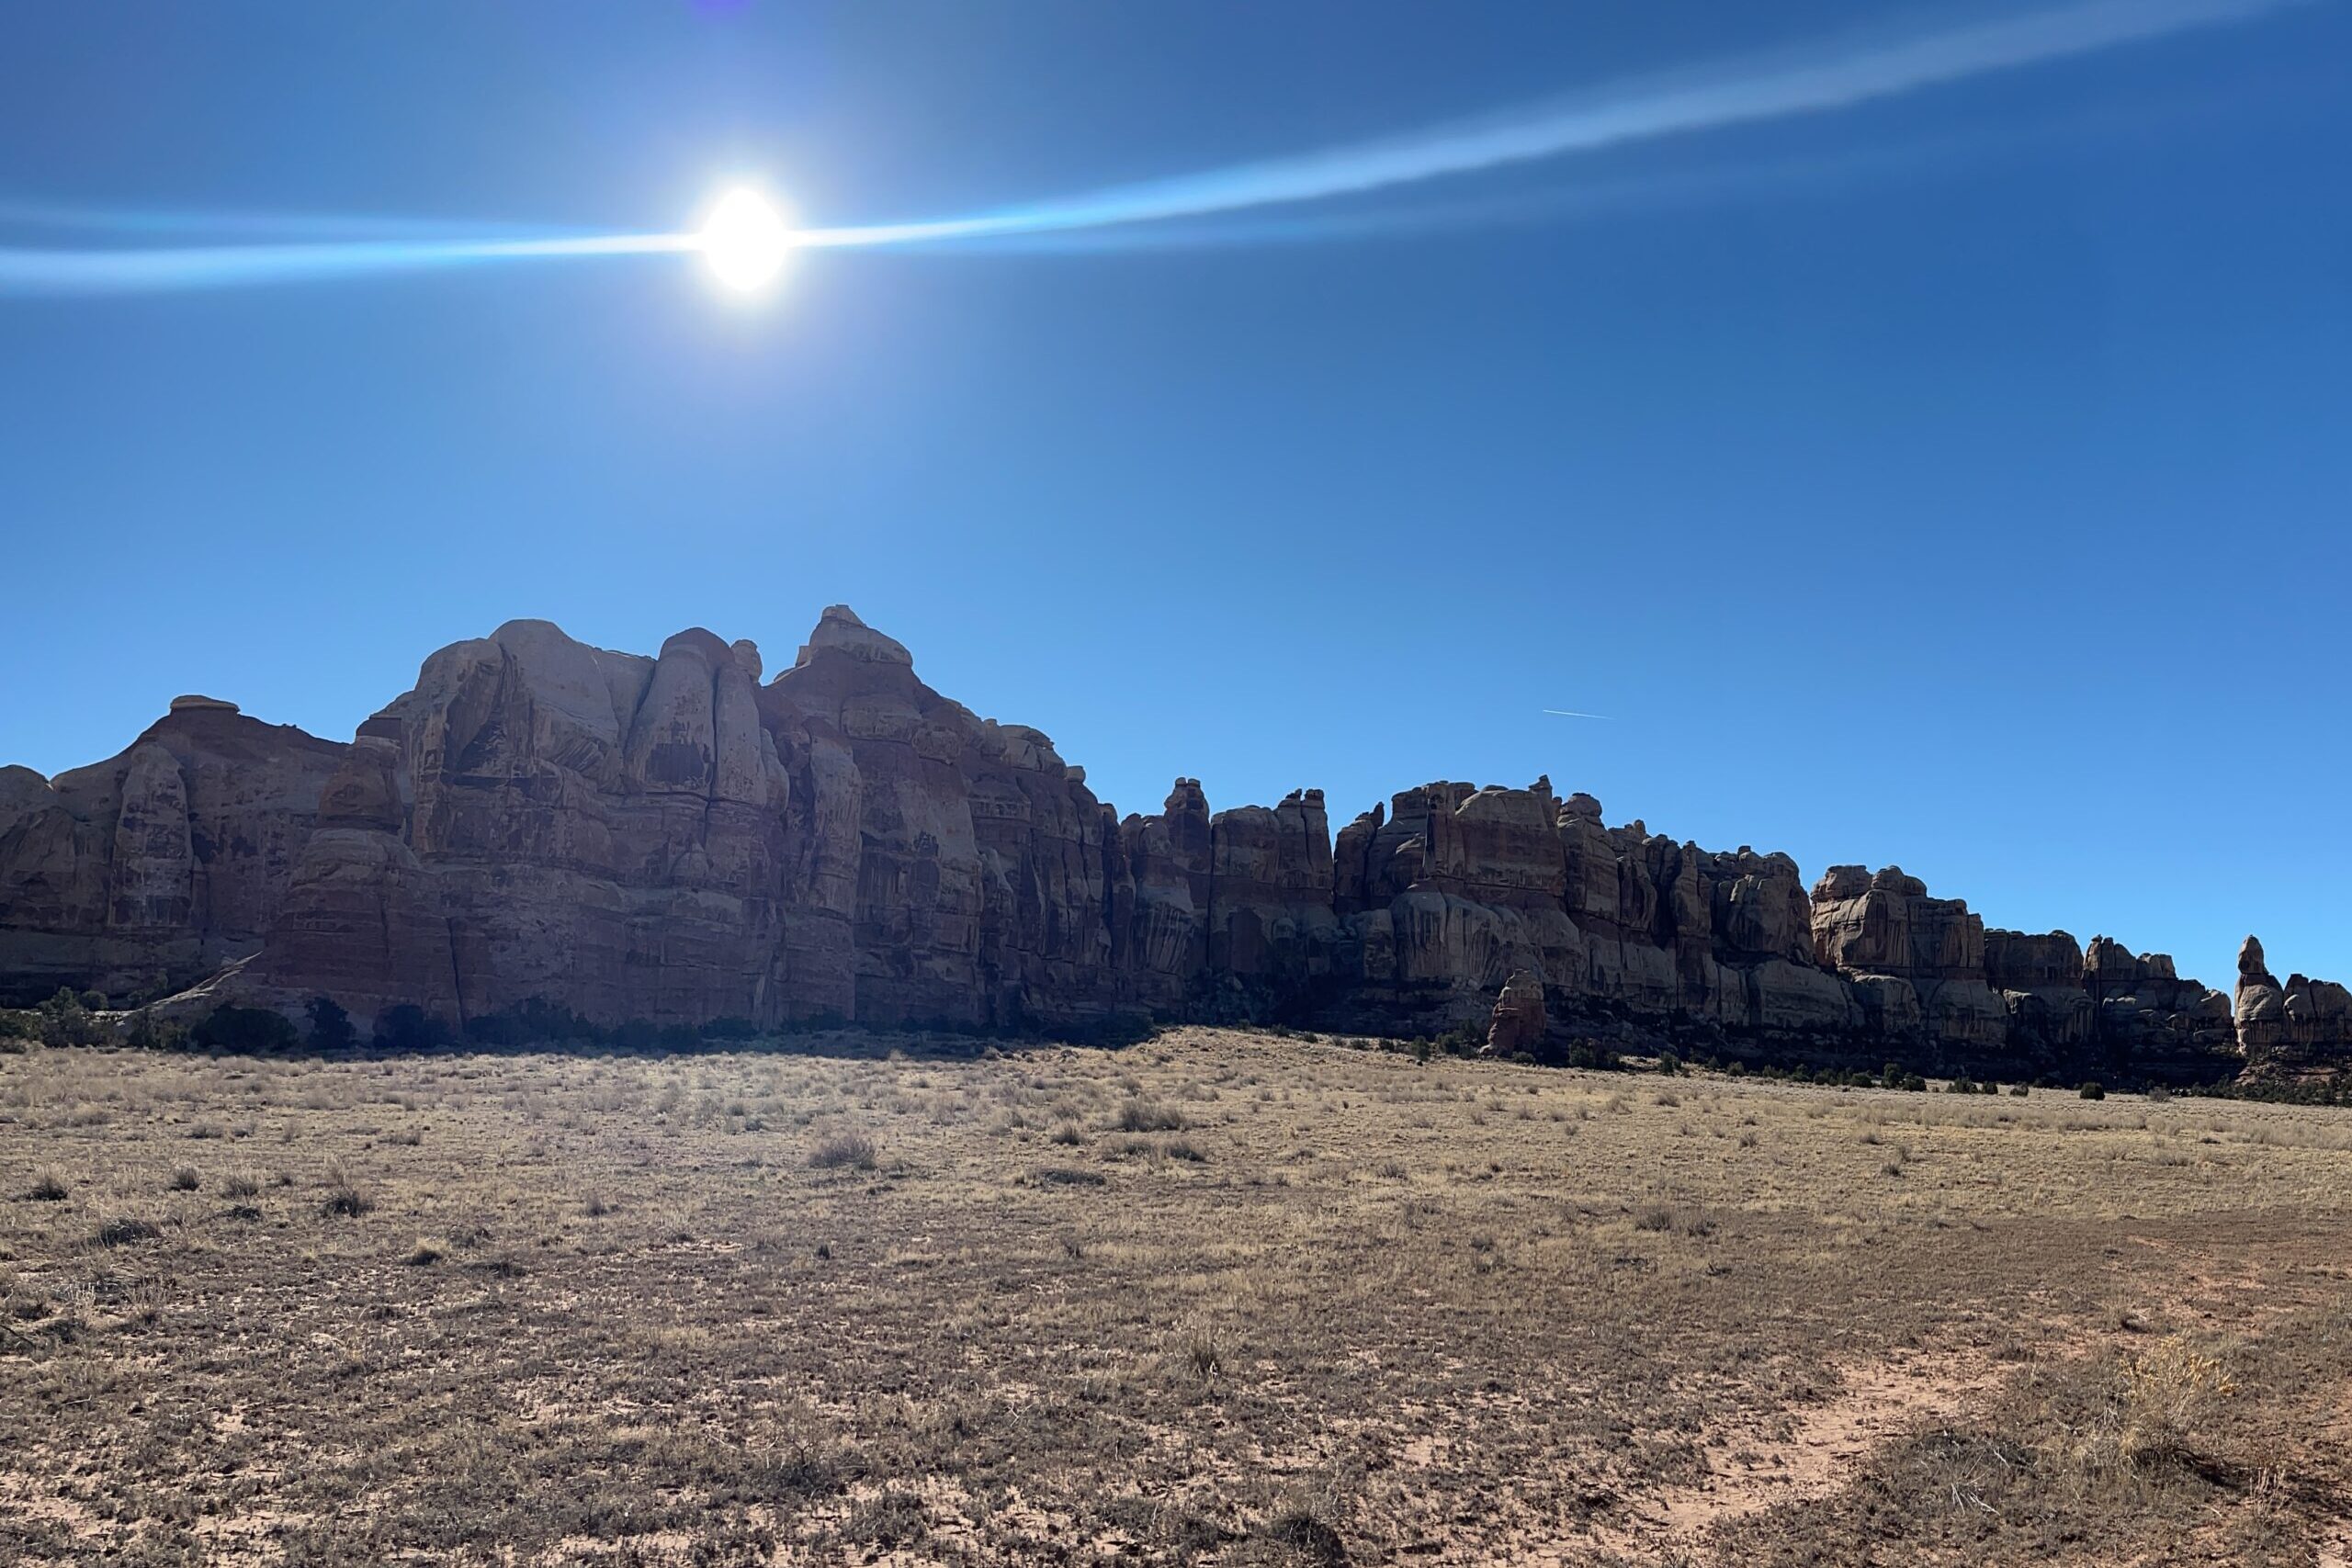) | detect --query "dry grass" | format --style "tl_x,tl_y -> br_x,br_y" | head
1,1026 -> 2348,1565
